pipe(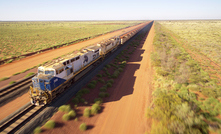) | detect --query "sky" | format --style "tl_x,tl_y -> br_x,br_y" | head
0,0 -> 220,21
